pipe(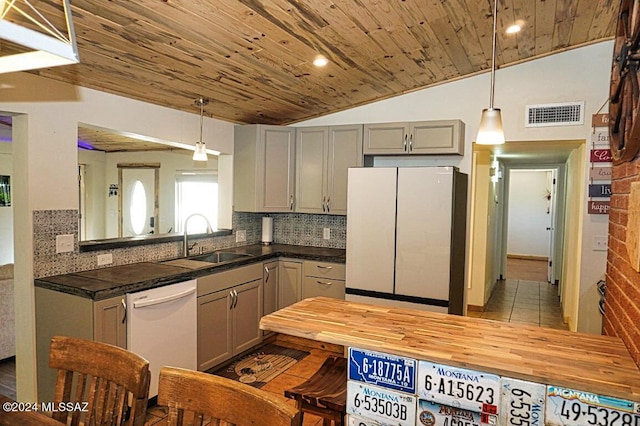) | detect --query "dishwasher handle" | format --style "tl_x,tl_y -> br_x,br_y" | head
132,287 -> 196,309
